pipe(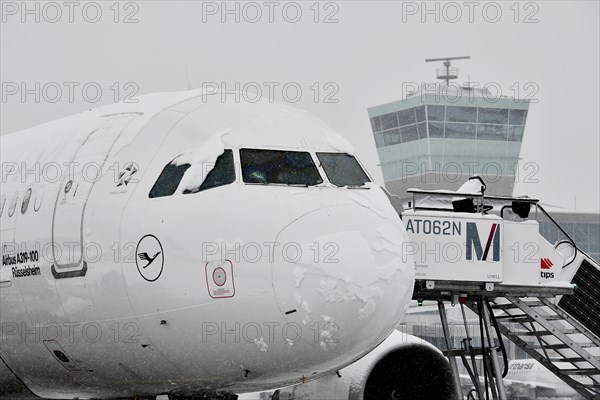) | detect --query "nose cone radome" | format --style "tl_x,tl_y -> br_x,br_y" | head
271,201 -> 414,364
